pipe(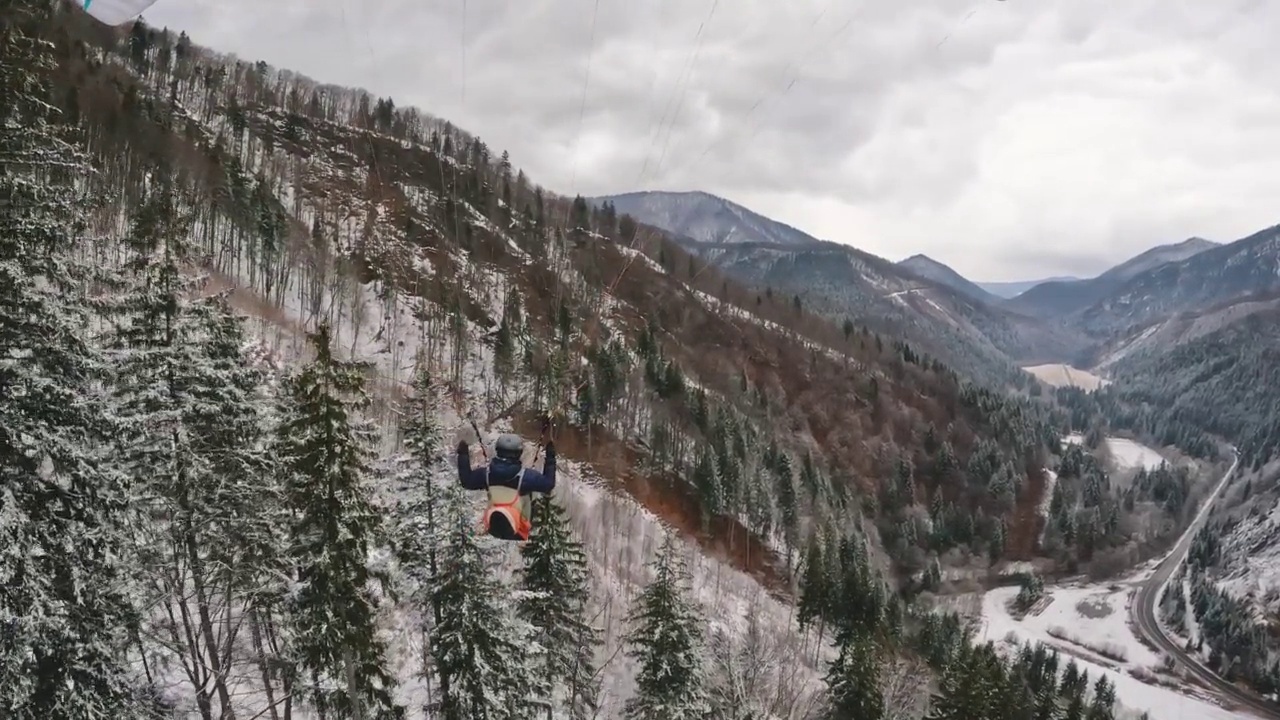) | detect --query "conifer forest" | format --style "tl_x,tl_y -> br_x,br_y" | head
5,1 -> 1280,719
